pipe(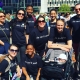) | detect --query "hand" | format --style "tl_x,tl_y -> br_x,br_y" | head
16,66 -> 22,78
60,47 -> 69,52
43,52 -> 46,57
0,40 -> 4,45
26,75 -> 30,80
16,72 -> 21,78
